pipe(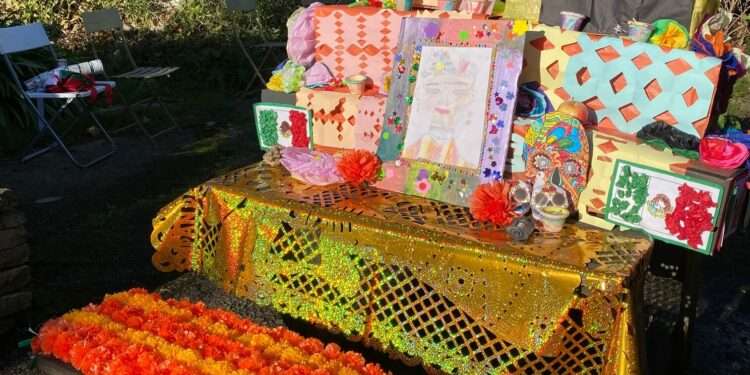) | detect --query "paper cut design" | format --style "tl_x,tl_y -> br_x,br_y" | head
503,0 -> 542,21
354,95 -> 386,152
313,6 -> 406,89
403,46 -> 493,169
375,18 -> 525,206
519,25 -> 722,137
605,160 -> 724,254
253,103 -> 312,150
296,87 -> 385,153
522,112 -> 589,206
313,6 -> 488,89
